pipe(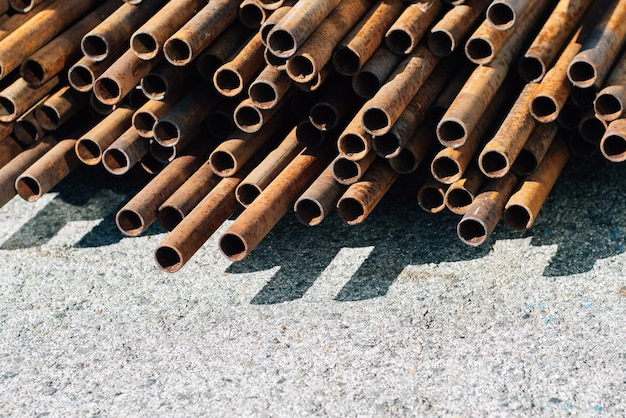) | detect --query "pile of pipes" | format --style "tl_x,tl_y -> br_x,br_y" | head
0,0 -> 624,272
